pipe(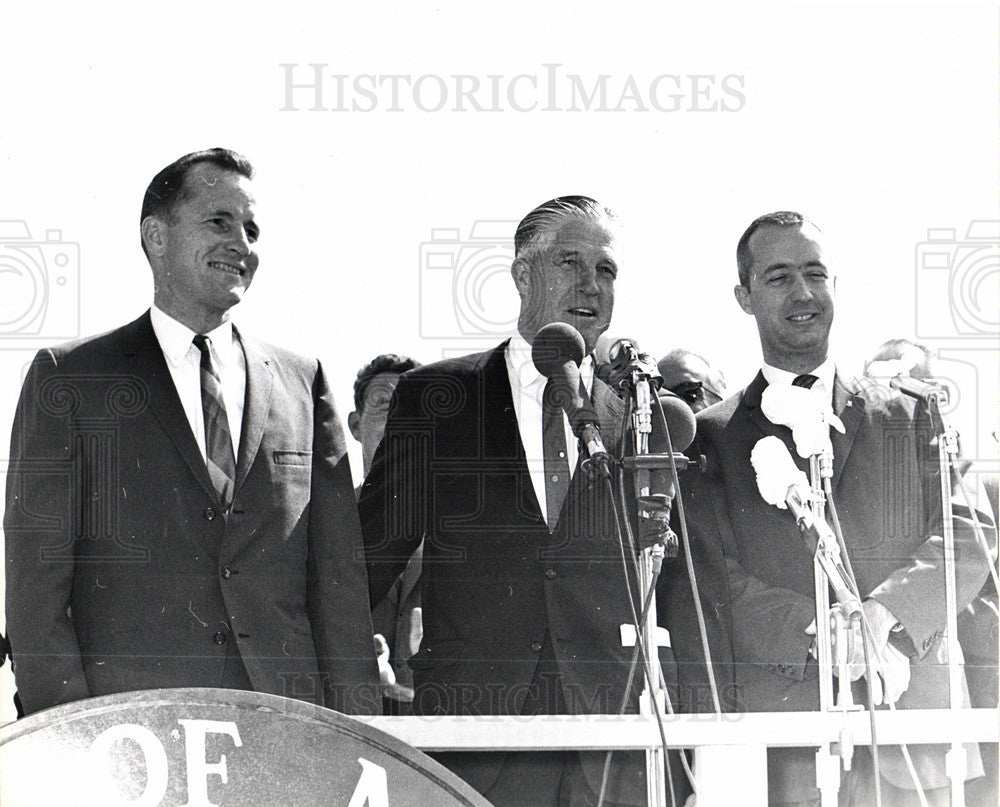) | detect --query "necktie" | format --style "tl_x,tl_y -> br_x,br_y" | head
792,373 -> 819,389
542,377 -> 571,531
193,334 -> 237,510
